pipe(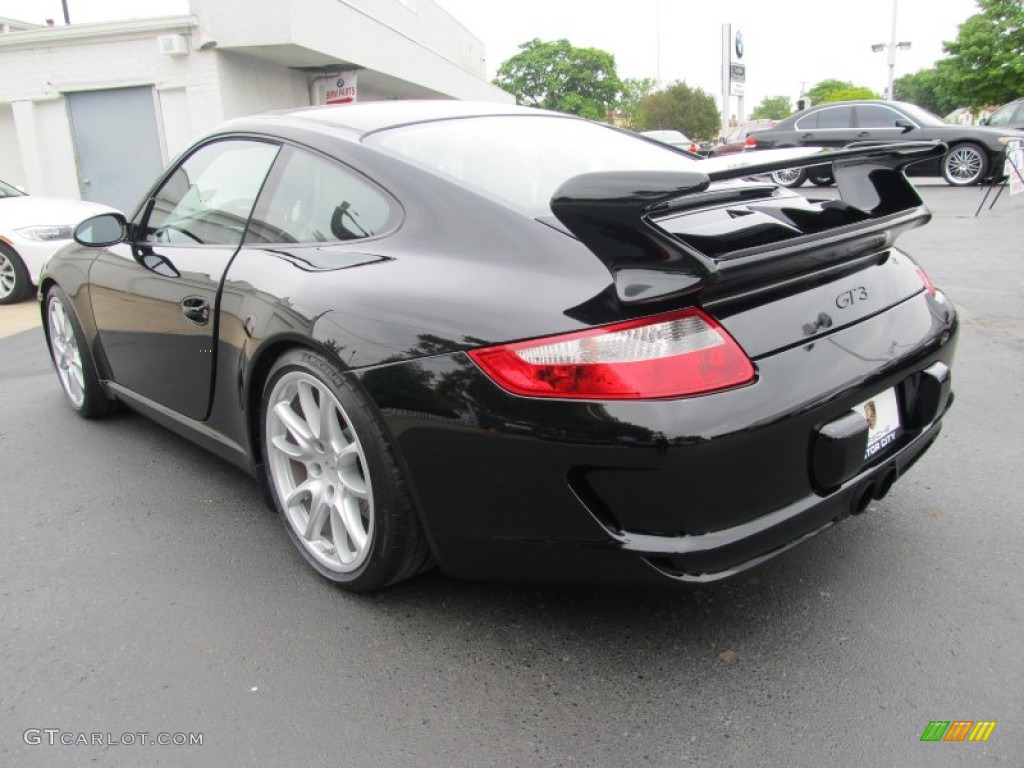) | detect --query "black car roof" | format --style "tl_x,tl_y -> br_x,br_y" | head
219,100 -> 561,139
